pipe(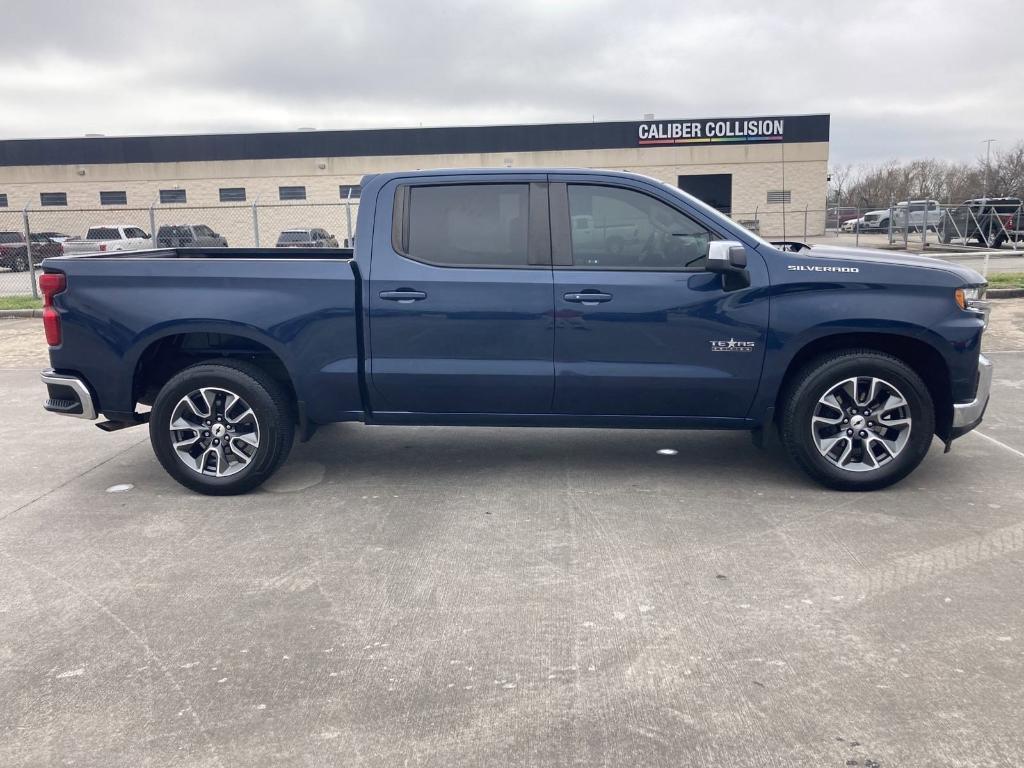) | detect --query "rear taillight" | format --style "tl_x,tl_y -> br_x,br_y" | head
40,272 -> 66,346
99,243 -> 107,252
